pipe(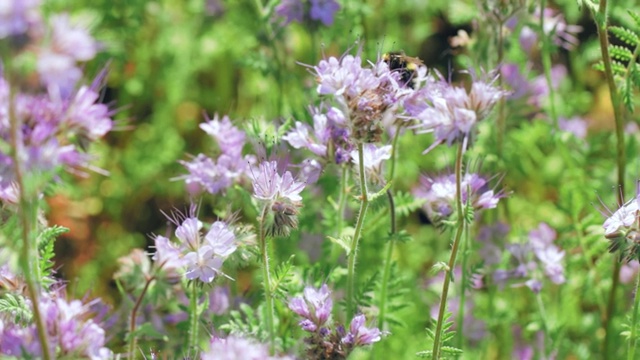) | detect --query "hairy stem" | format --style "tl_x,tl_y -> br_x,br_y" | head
628,270 -> 640,360
431,141 -> 465,360
6,62 -> 51,360
536,292 -> 552,356
337,165 -> 348,237
592,0 -> 625,354
539,0 -> 558,128
188,281 -> 200,351
346,142 -> 370,320
128,276 -> 156,360
378,189 -> 396,330
259,204 -> 276,354
455,221 -> 471,349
